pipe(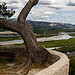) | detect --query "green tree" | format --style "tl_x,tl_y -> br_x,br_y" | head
0,2 -> 15,19
0,0 -> 56,68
